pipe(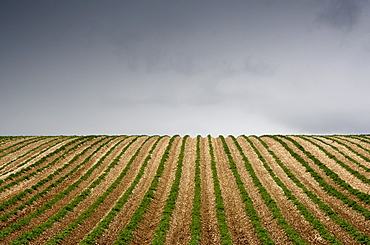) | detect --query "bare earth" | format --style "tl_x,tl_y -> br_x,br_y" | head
0,135 -> 369,244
